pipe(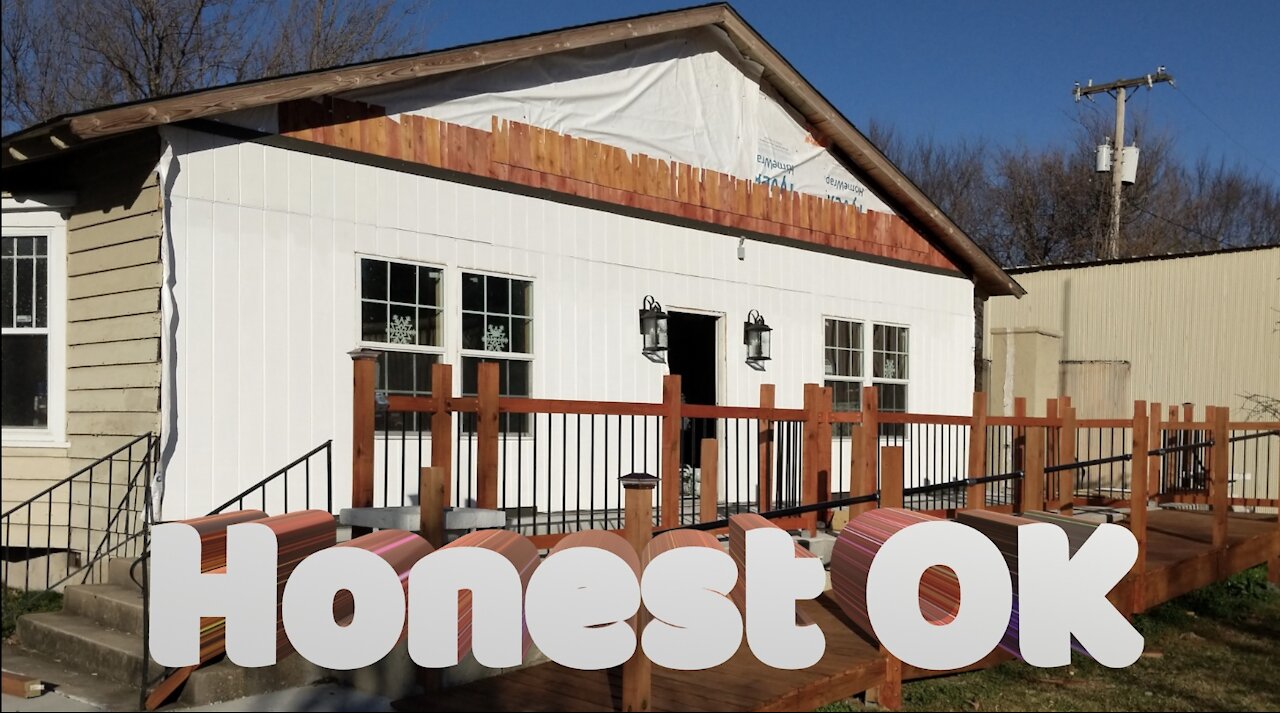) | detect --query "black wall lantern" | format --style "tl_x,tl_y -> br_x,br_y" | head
639,295 -> 669,361
744,309 -> 772,366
